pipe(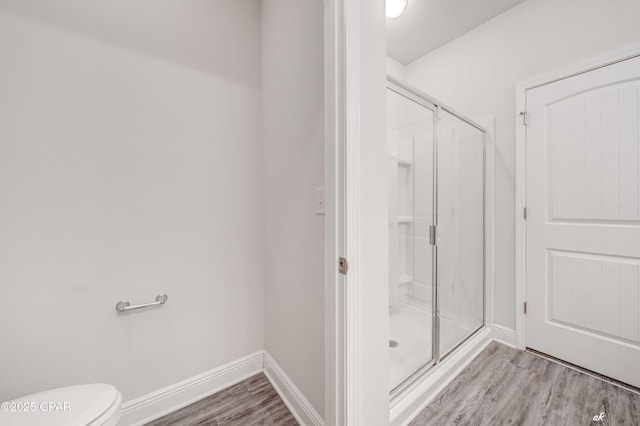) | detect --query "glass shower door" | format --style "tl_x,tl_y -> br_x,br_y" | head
436,109 -> 485,357
387,78 -> 487,394
387,86 -> 435,391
